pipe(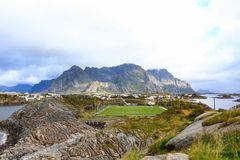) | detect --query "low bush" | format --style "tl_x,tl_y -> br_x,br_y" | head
203,109 -> 240,126
148,134 -> 174,155
62,95 -> 103,119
